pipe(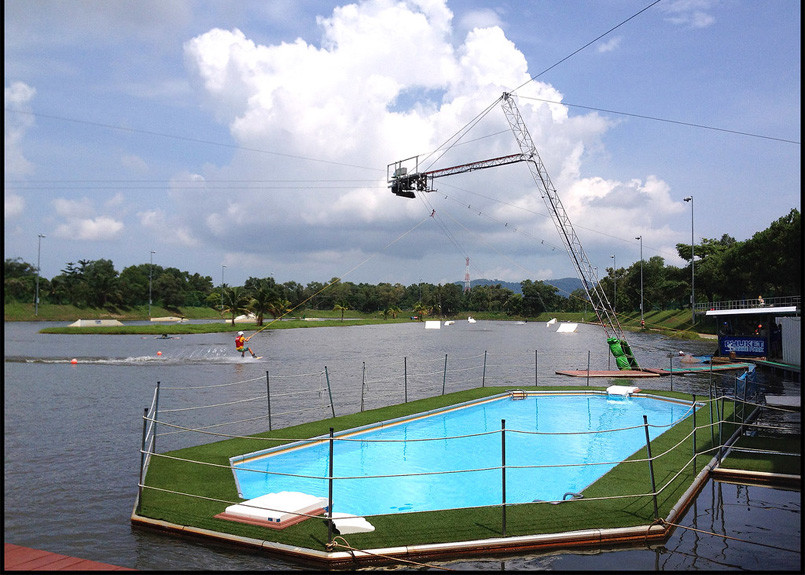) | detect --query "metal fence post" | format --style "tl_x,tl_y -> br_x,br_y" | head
535,350 -> 538,387
692,394 -> 697,465
643,415 -> 659,520
586,350 -> 590,386
153,381 -> 160,454
138,407 -> 148,512
482,350 -> 487,387
327,428 -> 334,545
717,397 -> 725,464
404,356 -> 408,403
361,361 -> 366,412
742,373 -> 748,424
325,366 -> 336,418
733,375 -> 738,423
442,354 -> 448,395
708,382 -> 715,446
266,370 -> 272,431
501,419 -> 506,537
